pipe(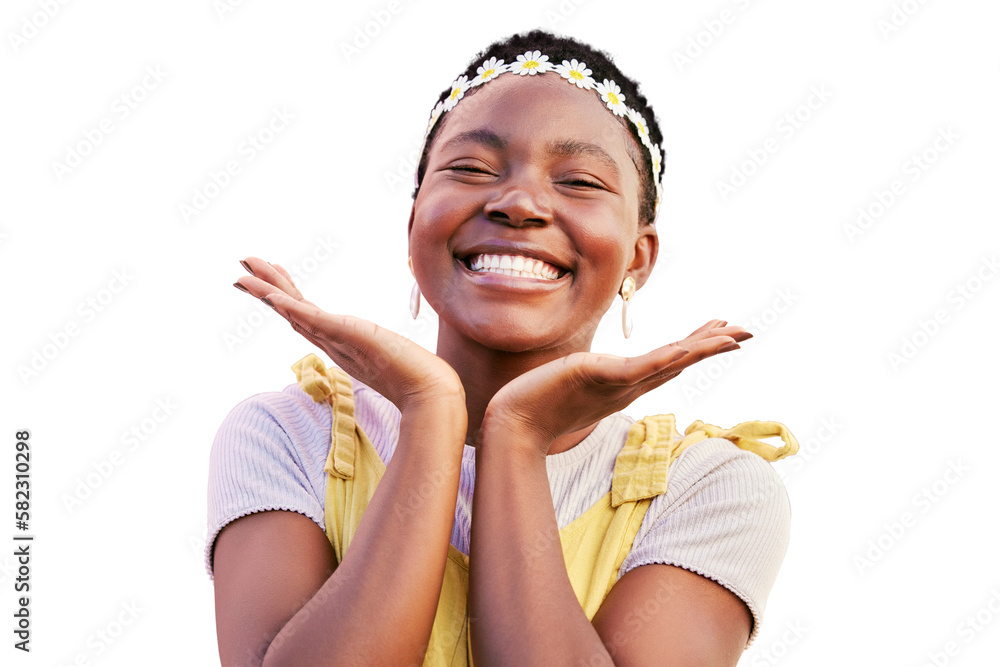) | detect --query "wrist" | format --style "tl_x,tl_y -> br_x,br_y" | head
477,413 -> 553,461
